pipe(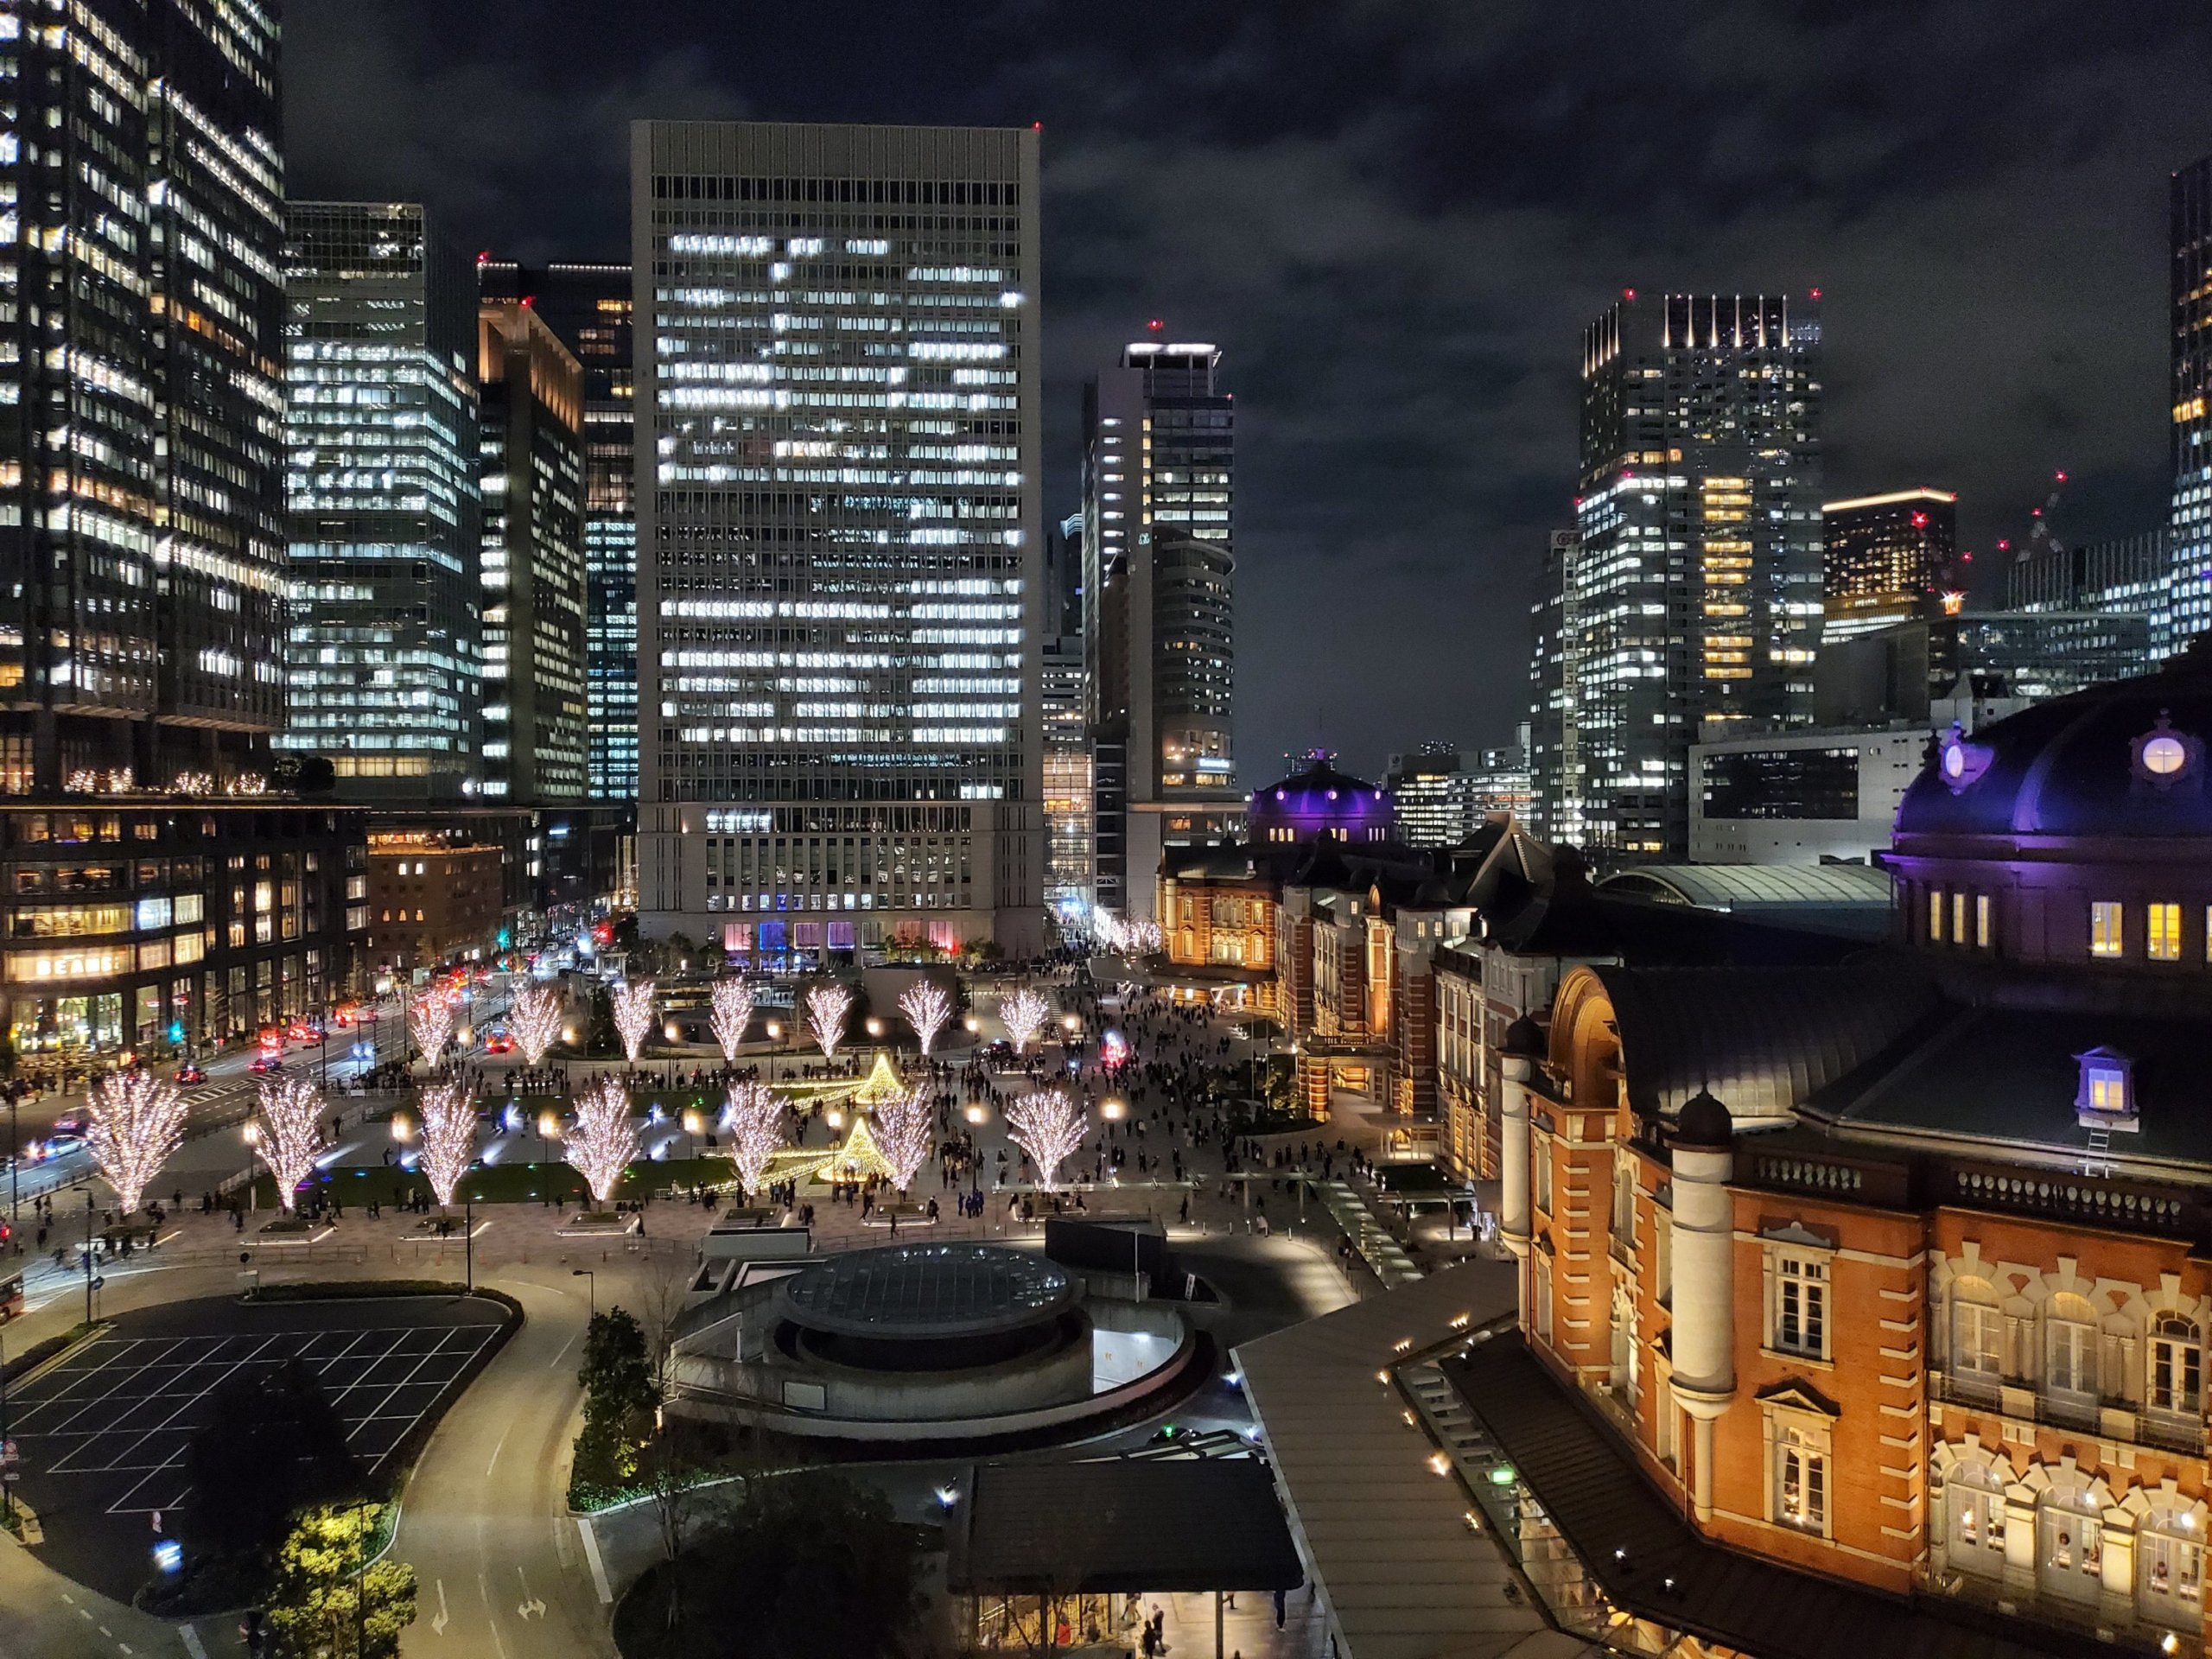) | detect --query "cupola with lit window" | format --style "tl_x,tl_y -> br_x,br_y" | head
1888,635 -> 2212,974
